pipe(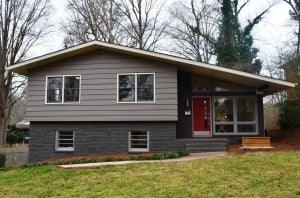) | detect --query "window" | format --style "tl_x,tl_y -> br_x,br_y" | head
128,131 -> 149,152
213,97 -> 257,135
118,73 -> 154,103
46,75 -> 80,104
212,80 -> 255,92
192,76 -> 211,93
55,130 -> 74,151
